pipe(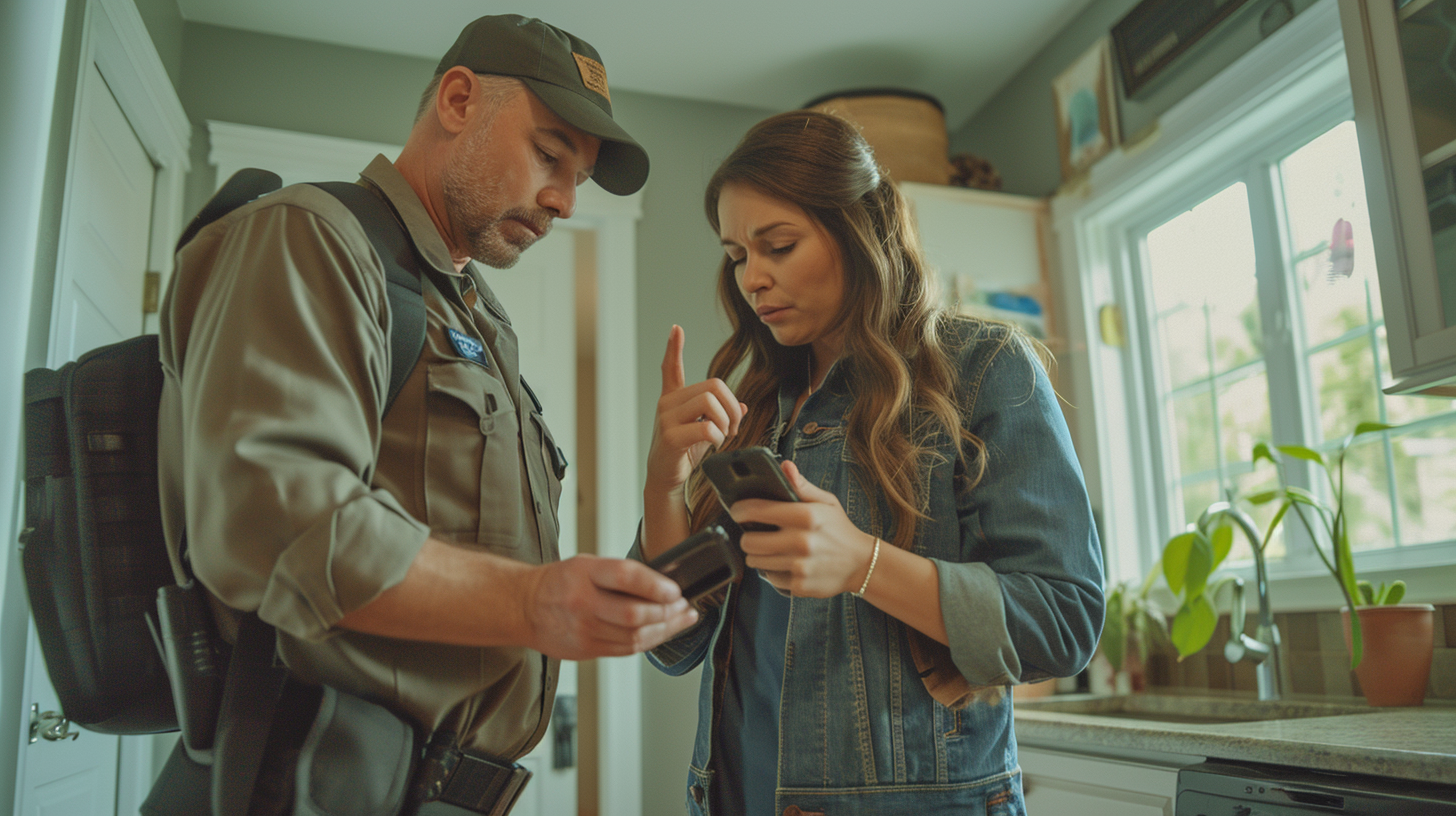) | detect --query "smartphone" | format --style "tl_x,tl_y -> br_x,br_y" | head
700,447 -> 799,531
647,525 -> 740,609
